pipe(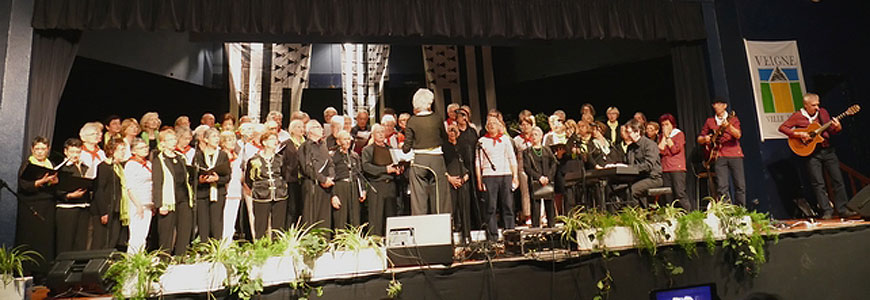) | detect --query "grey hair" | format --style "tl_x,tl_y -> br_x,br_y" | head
412,88 -> 434,112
